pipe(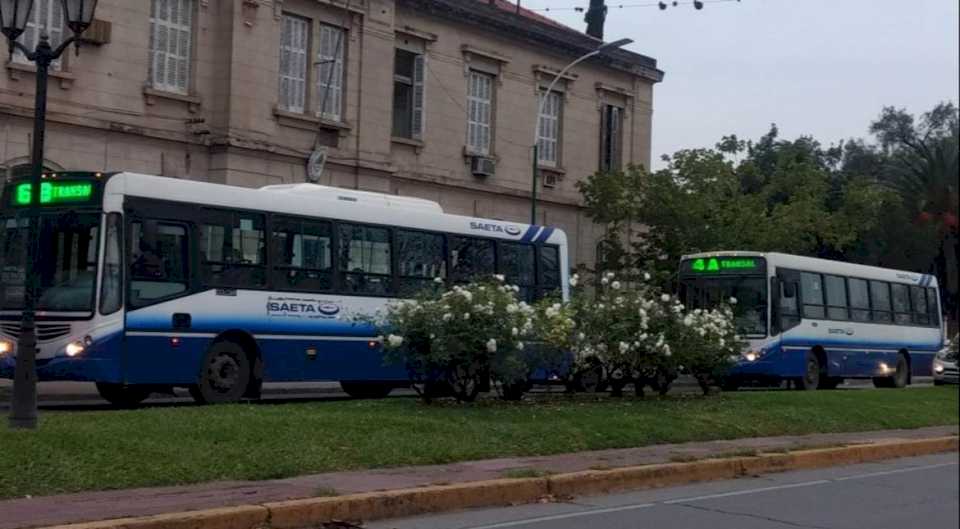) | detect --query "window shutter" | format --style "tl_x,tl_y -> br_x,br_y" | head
411,54 -> 426,139
611,106 -> 622,169
317,25 -> 345,121
599,106 -> 609,171
149,0 -> 193,95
